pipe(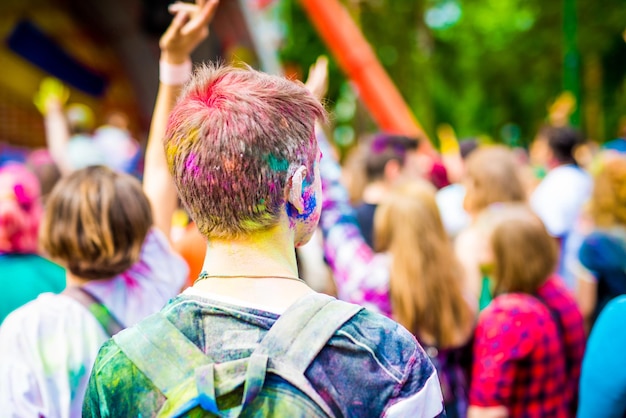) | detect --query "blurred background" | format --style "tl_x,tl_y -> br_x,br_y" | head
1,0 -> 625,156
